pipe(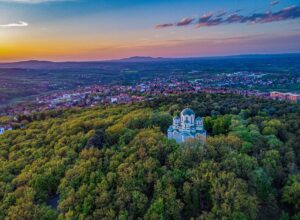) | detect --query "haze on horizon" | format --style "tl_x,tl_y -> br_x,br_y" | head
0,0 -> 300,62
